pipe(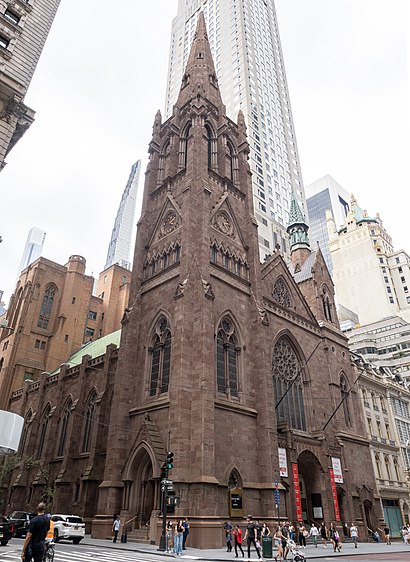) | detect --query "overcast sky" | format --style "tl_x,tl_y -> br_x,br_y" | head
1,0 -> 409,304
